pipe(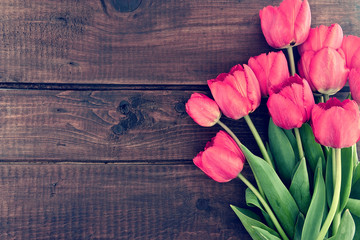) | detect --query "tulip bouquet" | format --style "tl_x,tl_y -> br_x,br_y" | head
185,0 -> 360,239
